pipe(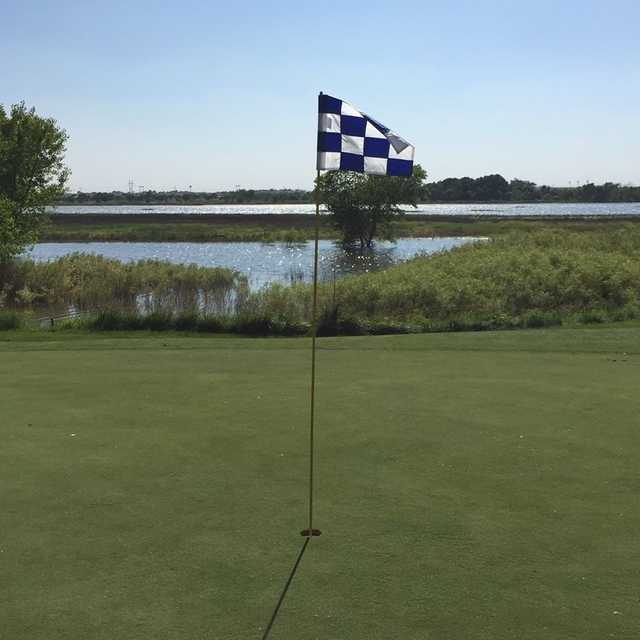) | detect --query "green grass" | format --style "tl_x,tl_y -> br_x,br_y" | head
1,326 -> 638,639
43,215 -> 640,243
398,216 -> 640,238
7,226 -> 640,337
41,222 -> 331,243
1,253 -> 247,312
248,227 -> 640,332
